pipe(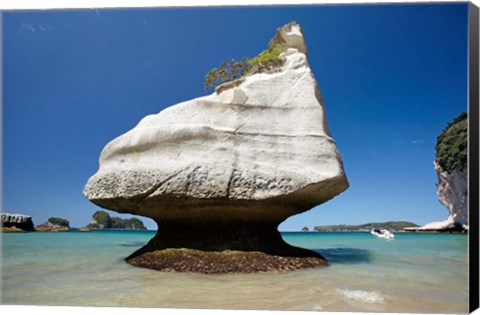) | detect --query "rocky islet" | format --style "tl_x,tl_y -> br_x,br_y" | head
1,213 -> 35,232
